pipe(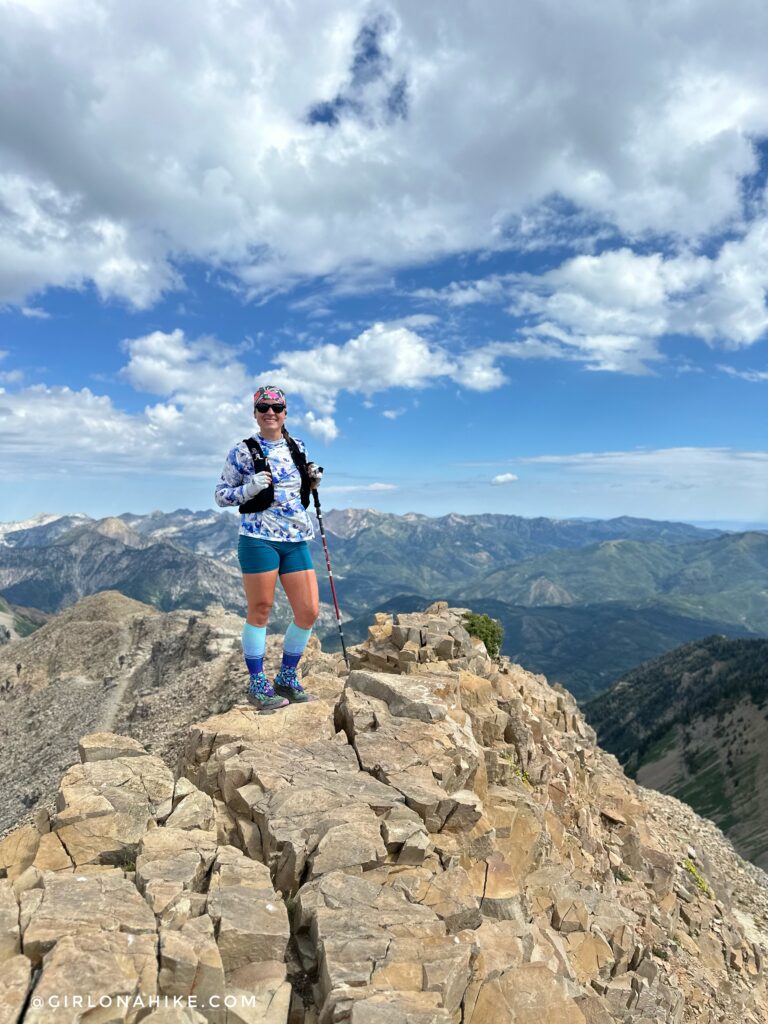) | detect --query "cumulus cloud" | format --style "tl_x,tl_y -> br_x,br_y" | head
301,411 -> 339,443
261,323 -> 452,409
3,0 -> 768,307
0,330 -> 285,474
1,319 -> 524,473
122,330 -> 249,398
491,473 -> 518,485
255,320 -> 532,415
415,222 -> 768,372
